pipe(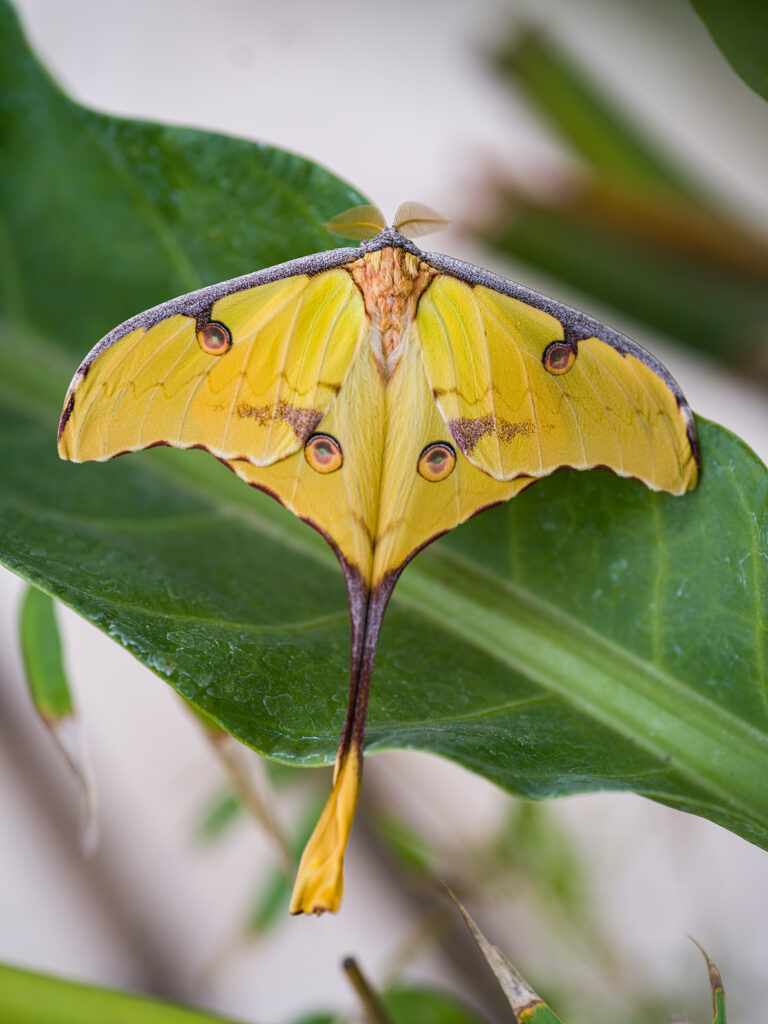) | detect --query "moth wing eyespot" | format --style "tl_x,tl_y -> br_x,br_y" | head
305,433 -> 343,473
197,321 -> 232,355
418,442 -> 456,481
543,341 -> 576,375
